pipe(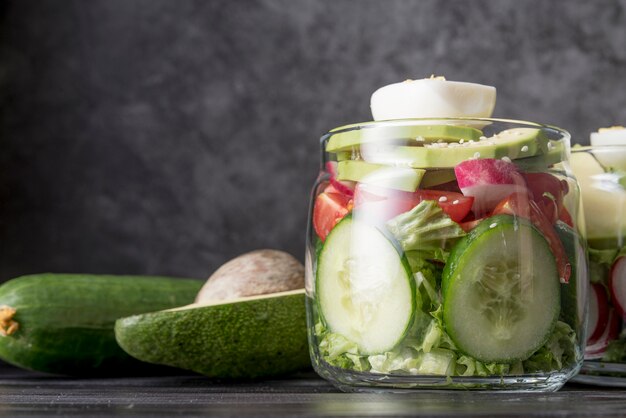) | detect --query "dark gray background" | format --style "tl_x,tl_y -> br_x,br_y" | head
0,0 -> 625,281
